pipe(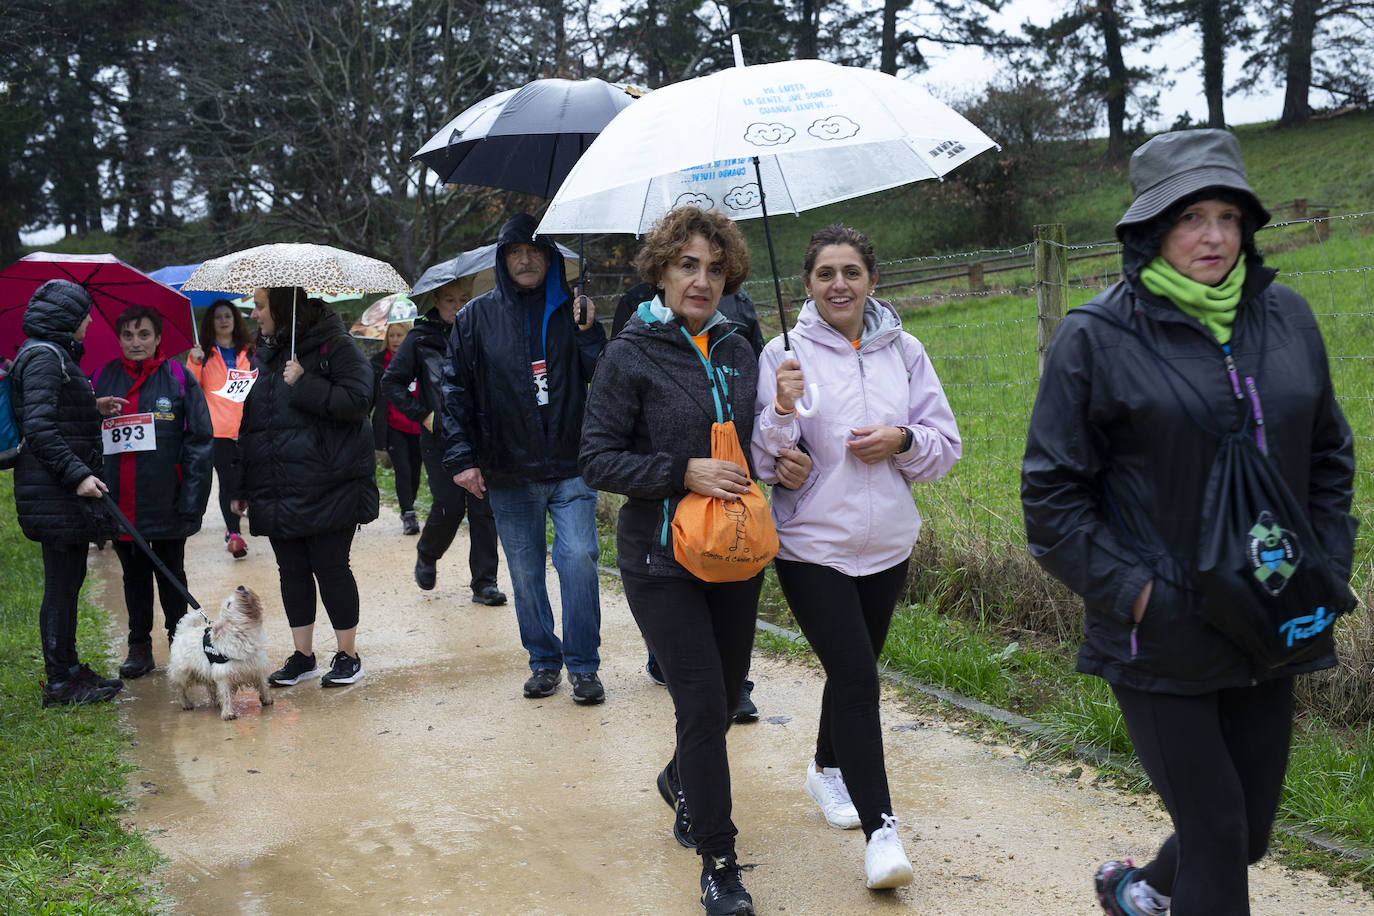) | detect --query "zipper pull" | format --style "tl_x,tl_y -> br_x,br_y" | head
1221,345 -> 1243,400
1130,623 -> 1139,659
1245,376 -> 1268,455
